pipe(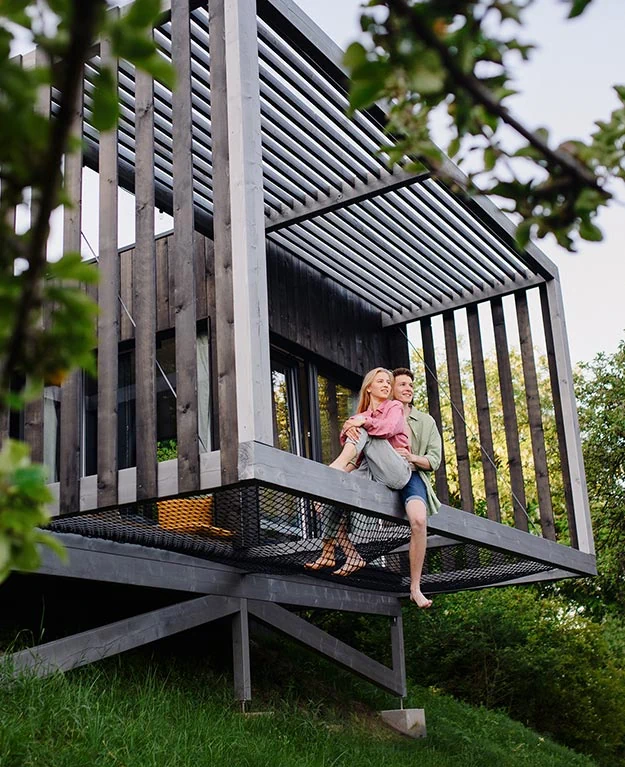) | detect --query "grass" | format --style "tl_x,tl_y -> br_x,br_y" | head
0,635 -> 599,767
